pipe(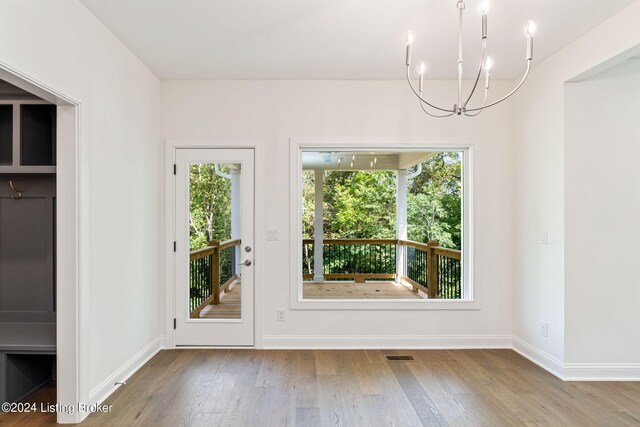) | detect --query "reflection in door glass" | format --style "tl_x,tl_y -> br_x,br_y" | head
188,163 -> 241,320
